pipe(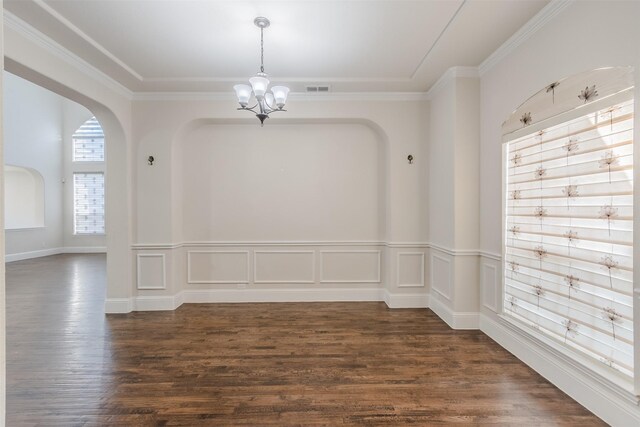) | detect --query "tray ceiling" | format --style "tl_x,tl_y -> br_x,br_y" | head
4,0 -> 549,93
